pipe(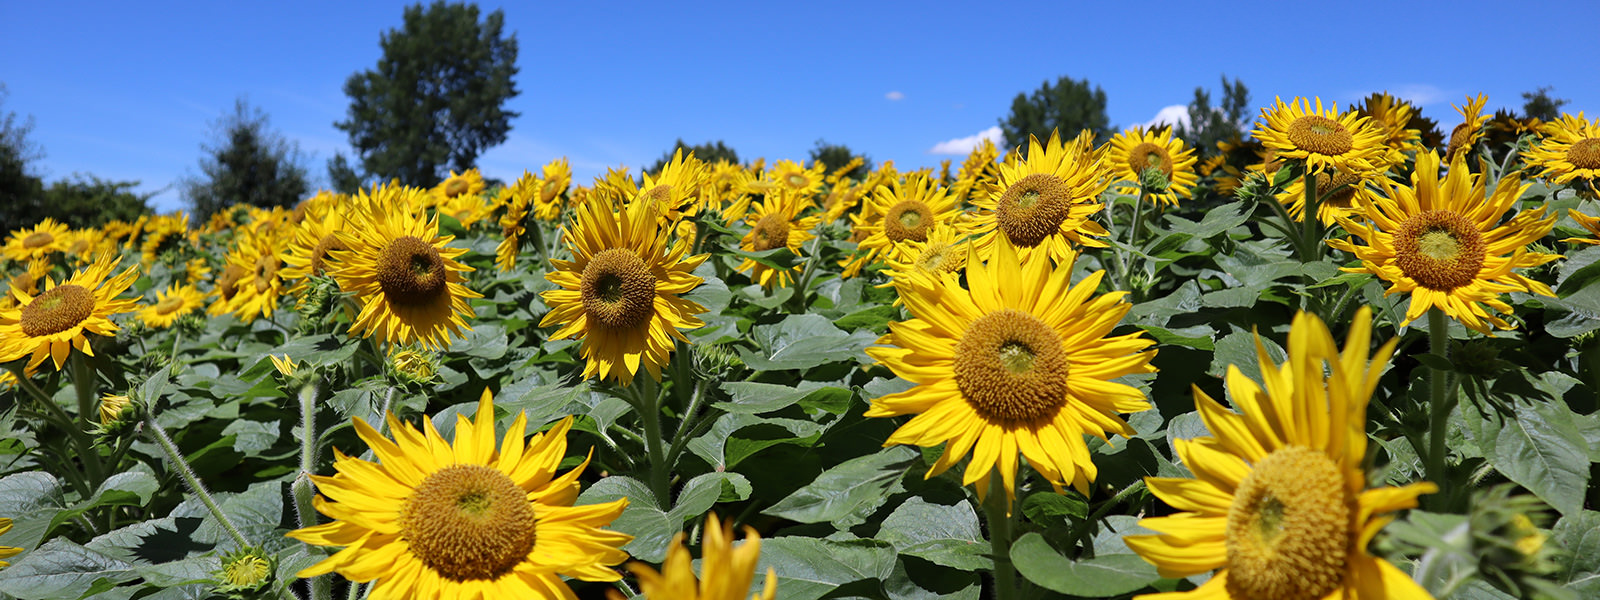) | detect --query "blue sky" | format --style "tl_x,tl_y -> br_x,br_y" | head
4,0 -> 1597,214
